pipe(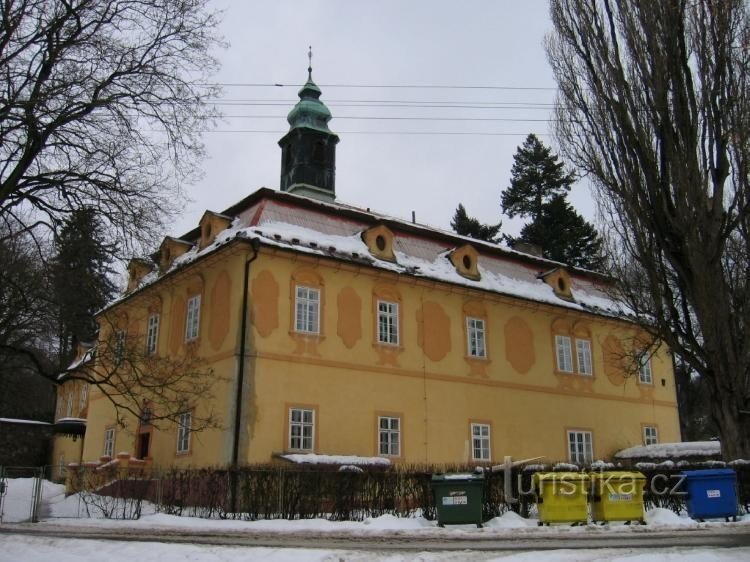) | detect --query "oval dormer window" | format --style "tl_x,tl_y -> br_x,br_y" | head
376,235 -> 387,251
558,278 -> 566,292
463,255 -> 472,270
